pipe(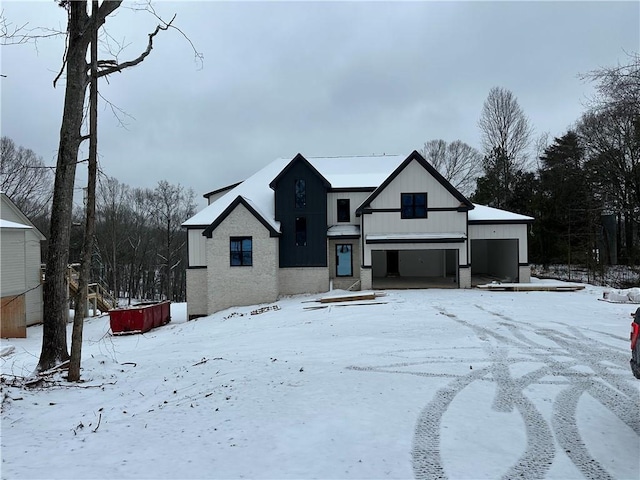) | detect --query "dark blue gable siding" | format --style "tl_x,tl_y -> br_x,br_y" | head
273,161 -> 328,267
